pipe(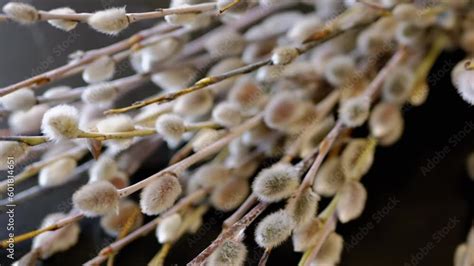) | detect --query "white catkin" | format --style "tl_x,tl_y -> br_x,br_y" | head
208,239 -> 247,266
81,82 -> 118,105
271,47 -> 299,65
0,141 -> 29,170
336,181 -> 367,223
89,155 -> 119,183
155,113 -> 186,145
252,163 -> 300,202
87,7 -> 129,35
2,2 -> 38,24
39,158 -> 77,187
140,37 -> 182,72
8,104 -> 49,134
0,87 -> 36,111
151,67 -> 198,92
338,96 -> 370,128
47,7 -> 78,31
292,218 -> 323,252
173,90 -> 214,117
285,187 -> 320,228
41,104 -> 81,140
255,210 -> 295,249
96,114 -> 135,150
311,233 -> 344,265
82,56 -> 116,84
32,213 -> 80,259
100,199 -> 143,236
204,30 -> 246,58
341,138 -> 375,181
140,173 -> 182,215
211,178 -> 249,211
212,102 -> 242,127
452,60 -> 474,105
72,181 -> 120,217
156,213 -> 182,243
314,157 -> 345,197
193,164 -> 230,189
